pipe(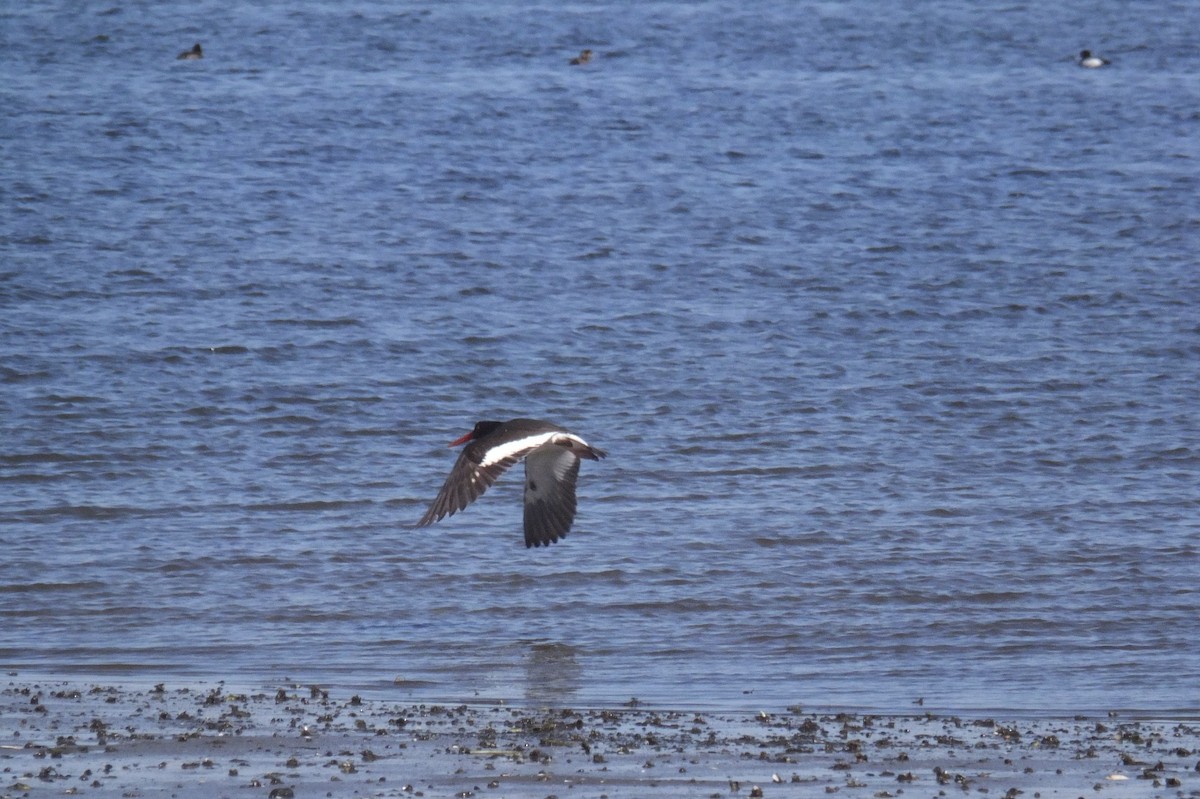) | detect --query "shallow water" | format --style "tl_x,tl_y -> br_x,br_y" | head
2,0 -> 1199,712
